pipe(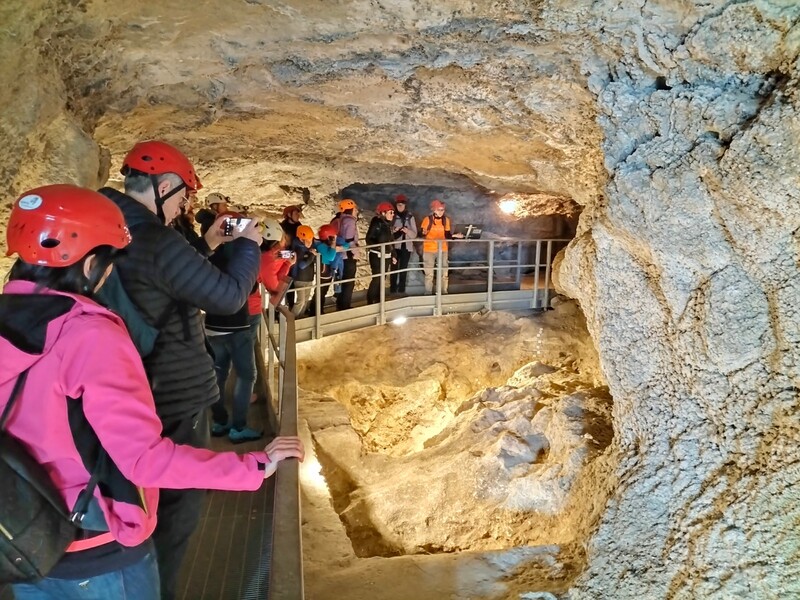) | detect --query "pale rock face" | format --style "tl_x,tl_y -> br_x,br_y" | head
298,306 -> 611,559
559,1 -> 800,597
